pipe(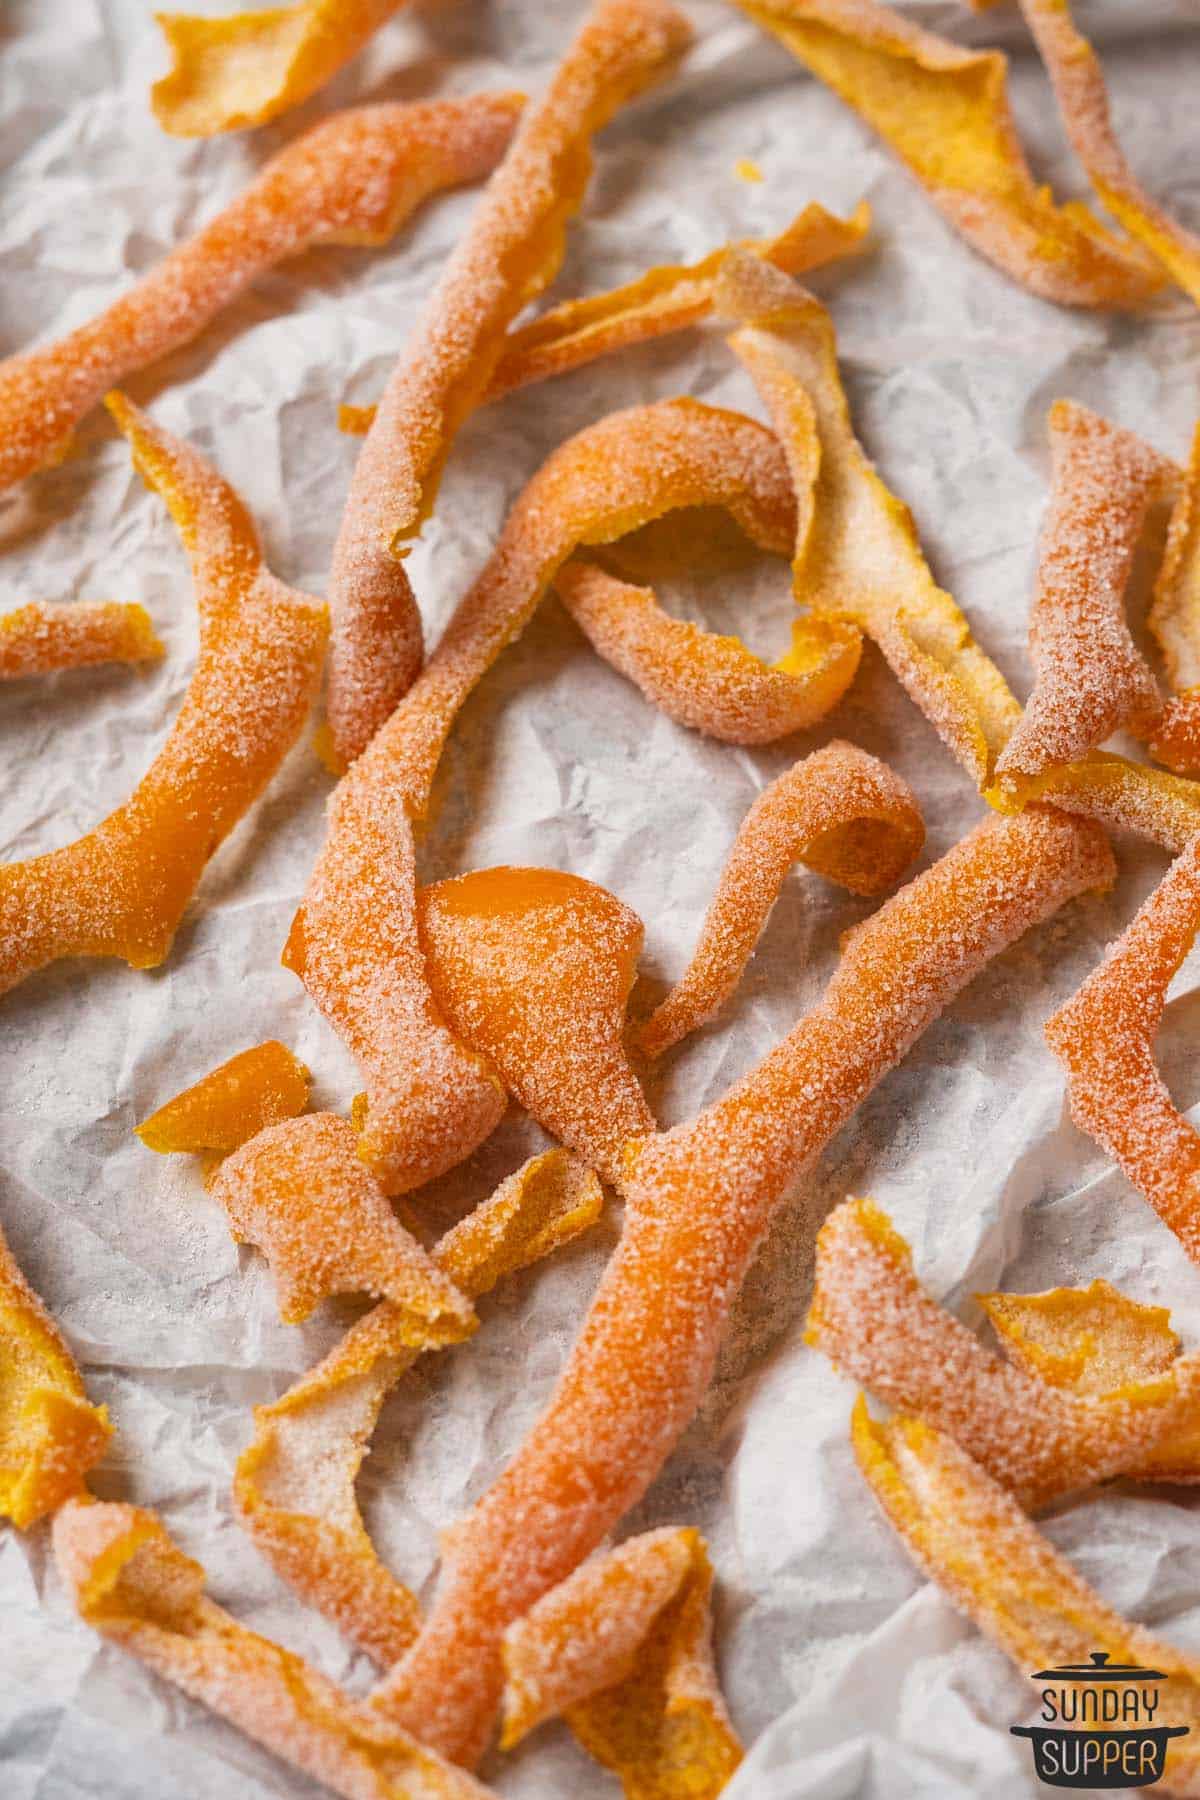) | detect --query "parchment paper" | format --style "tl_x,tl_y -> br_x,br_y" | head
3,3 -> 1200,1796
